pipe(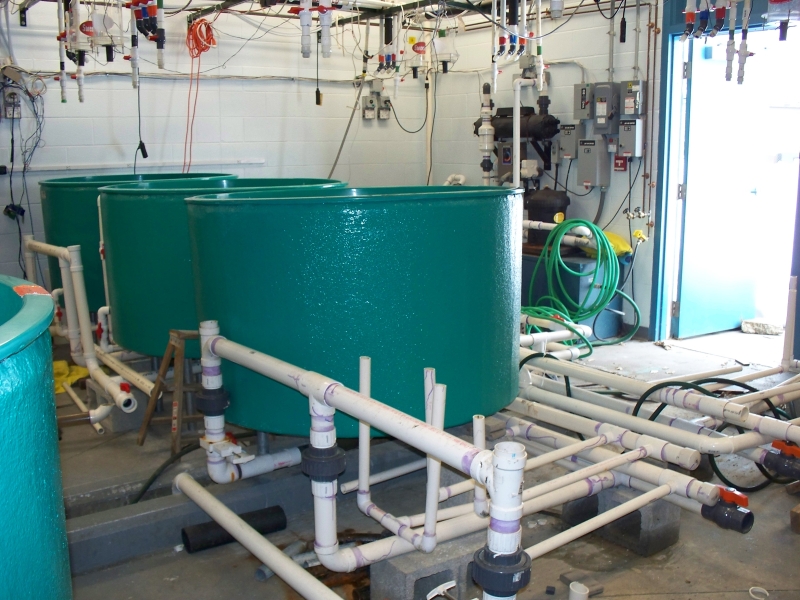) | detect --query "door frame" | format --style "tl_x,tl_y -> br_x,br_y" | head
649,0 -> 772,340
